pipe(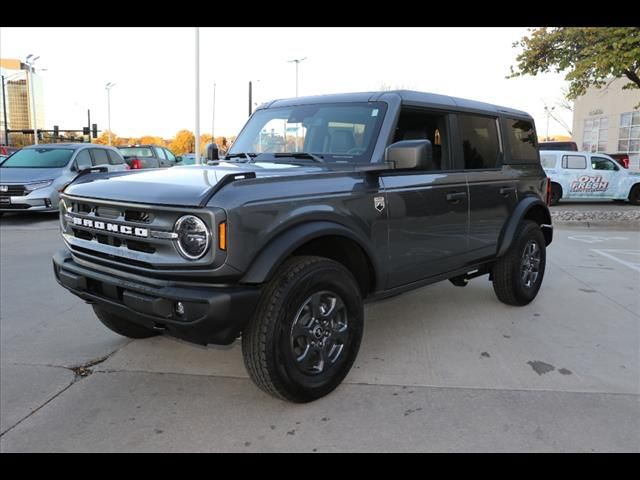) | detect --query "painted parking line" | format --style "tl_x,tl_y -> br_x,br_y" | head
591,249 -> 640,273
568,235 -> 629,244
